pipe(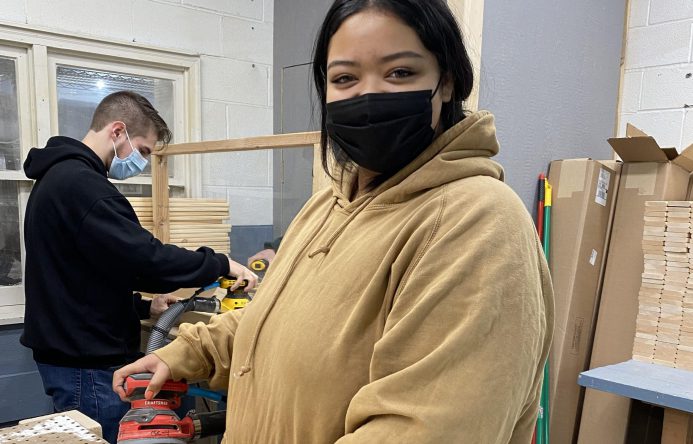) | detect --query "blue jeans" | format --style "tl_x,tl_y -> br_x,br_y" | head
36,362 -> 129,444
